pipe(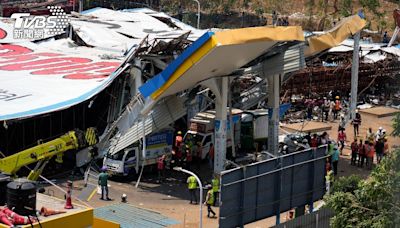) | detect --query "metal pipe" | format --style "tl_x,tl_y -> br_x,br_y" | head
174,167 -> 203,228
193,0 -> 201,29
